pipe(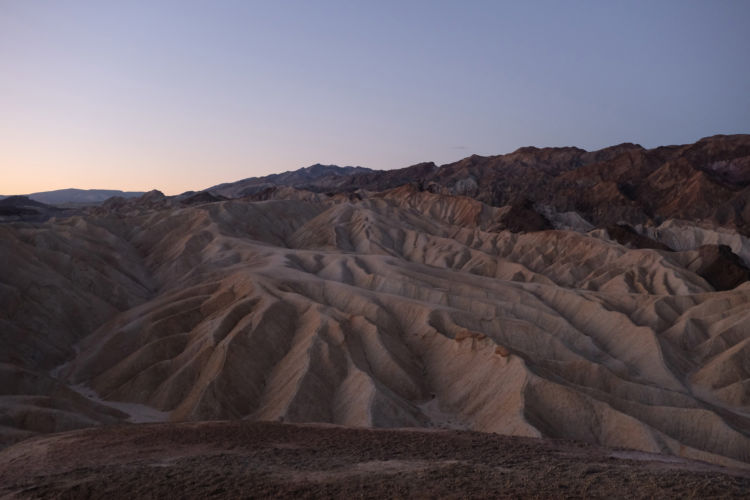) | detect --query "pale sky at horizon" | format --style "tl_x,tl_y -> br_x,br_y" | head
2,0 -> 749,195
